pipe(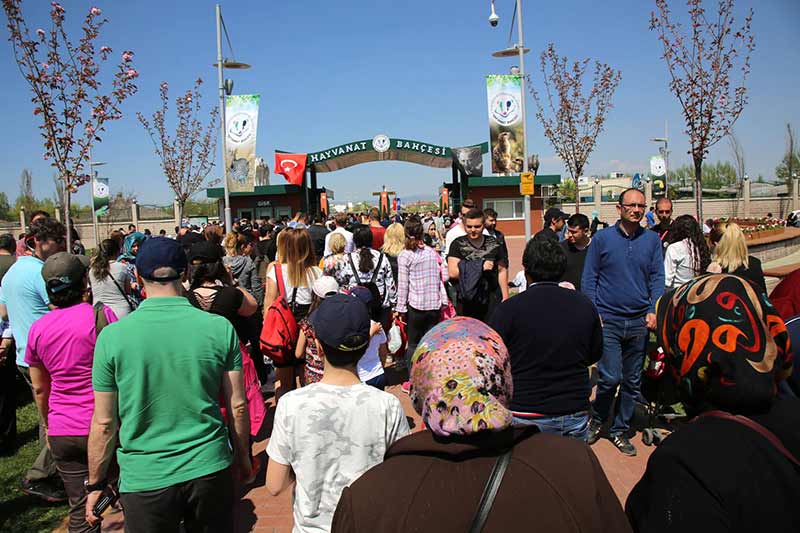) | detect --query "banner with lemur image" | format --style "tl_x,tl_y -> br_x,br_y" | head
225,94 -> 260,193
486,75 -> 524,176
